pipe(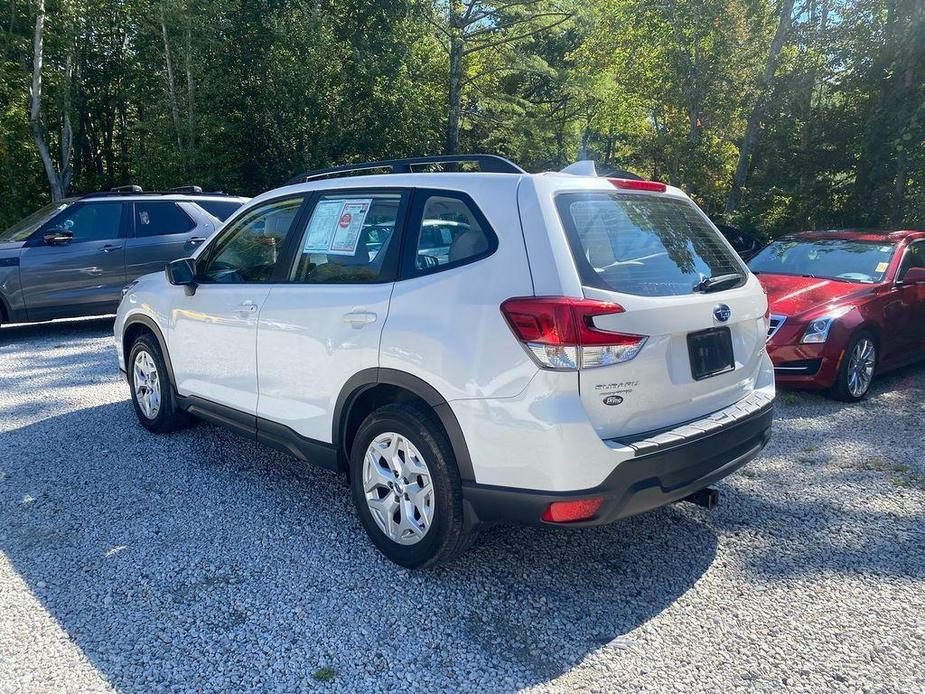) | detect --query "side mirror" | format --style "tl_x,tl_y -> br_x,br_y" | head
166,257 -> 197,295
43,228 -> 73,246
899,267 -> 925,286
